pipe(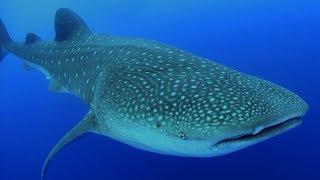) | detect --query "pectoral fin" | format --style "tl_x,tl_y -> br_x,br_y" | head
22,62 -> 33,71
41,111 -> 97,179
48,80 -> 66,93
